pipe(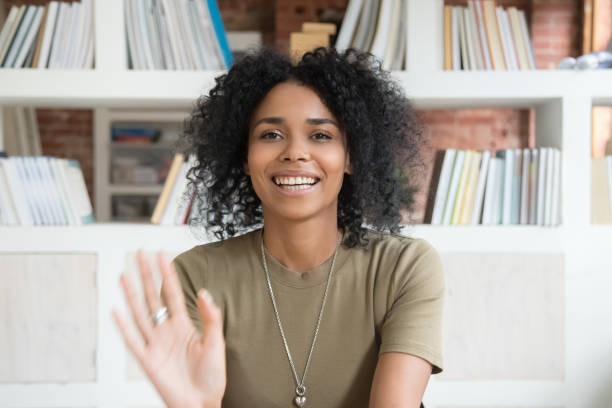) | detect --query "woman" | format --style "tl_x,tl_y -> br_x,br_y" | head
112,46 -> 445,408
